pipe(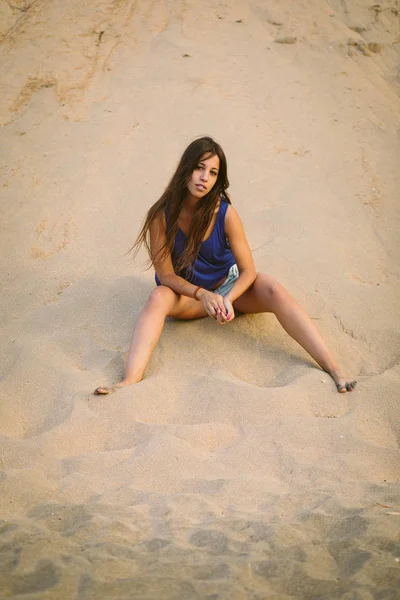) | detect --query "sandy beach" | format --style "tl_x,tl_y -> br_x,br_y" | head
0,0 -> 399,598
